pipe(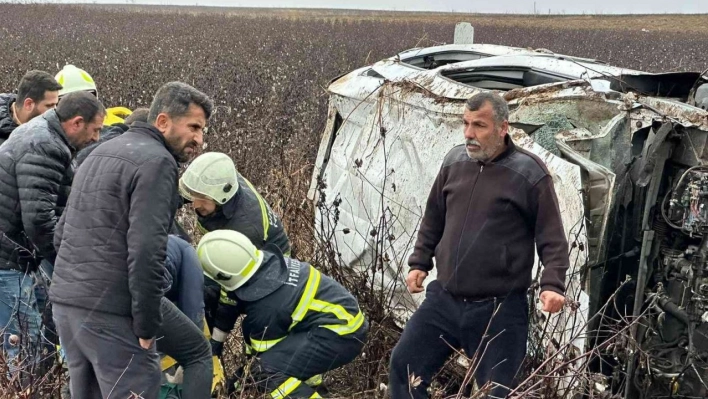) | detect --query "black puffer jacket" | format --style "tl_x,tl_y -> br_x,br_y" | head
74,123 -> 129,167
0,109 -> 74,272
50,123 -> 181,340
75,122 -> 193,244
0,93 -> 19,146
